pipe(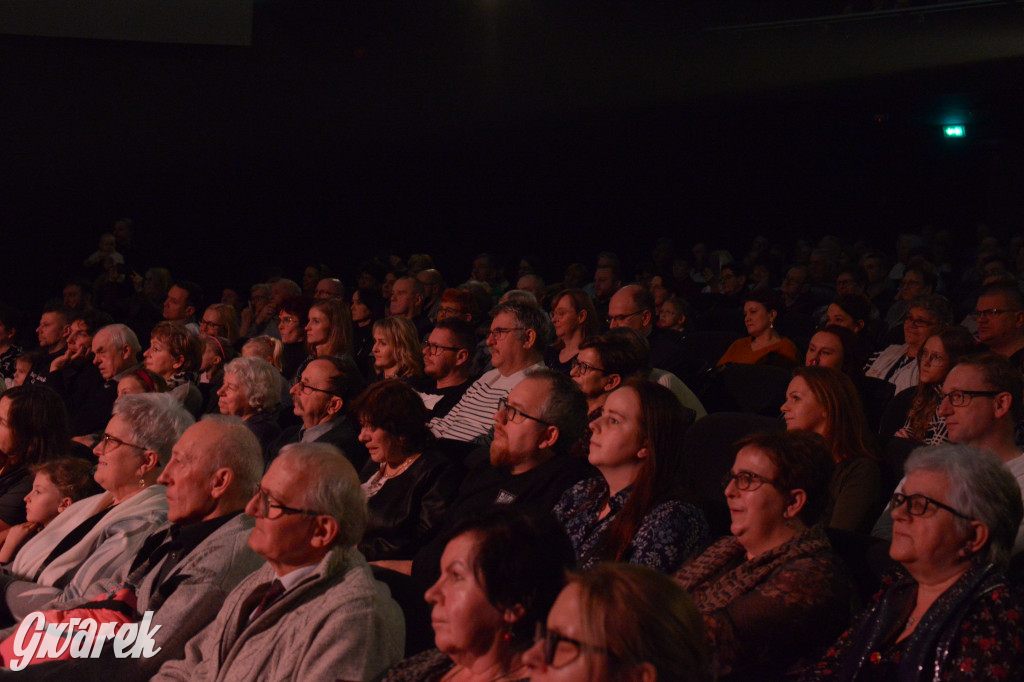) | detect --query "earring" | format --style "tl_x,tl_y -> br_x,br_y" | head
502,623 -> 514,643
139,478 -> 146,488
